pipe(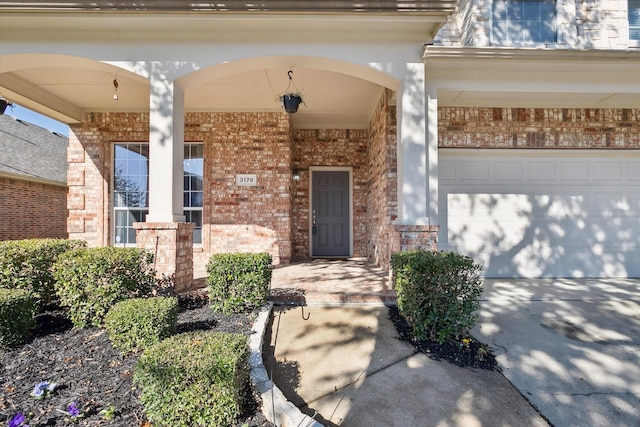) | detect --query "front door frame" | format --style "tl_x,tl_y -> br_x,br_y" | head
309,166 -> 353,258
